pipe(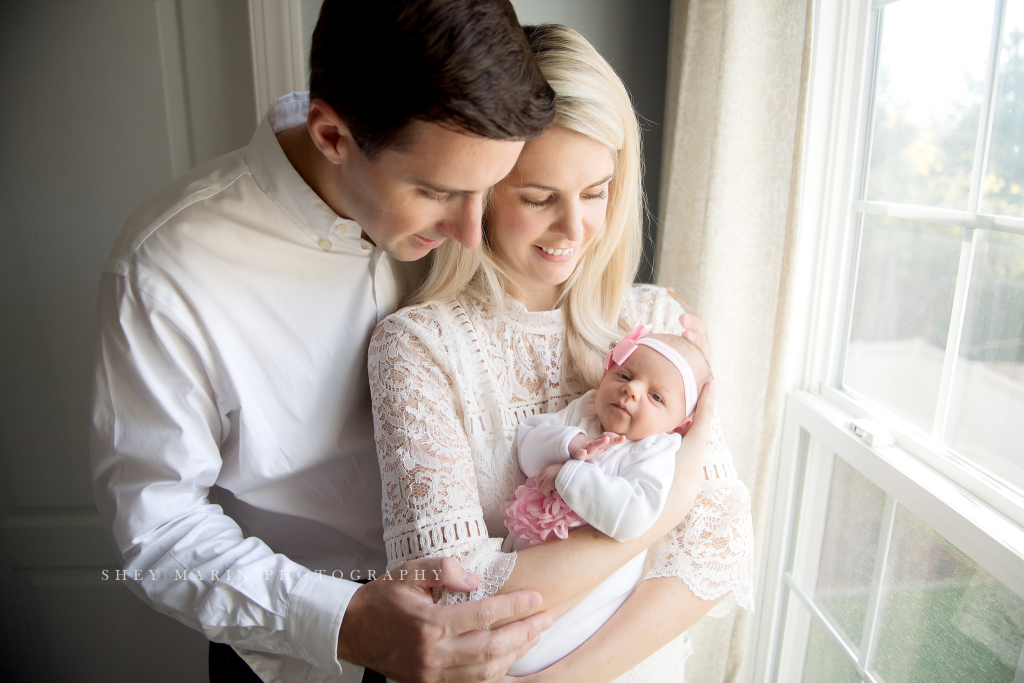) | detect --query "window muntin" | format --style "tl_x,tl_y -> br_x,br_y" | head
864,0 -> 996,211
982,1 -> 1024,217
783,445 -> 1024,683
842,0 -> 1024,498
945,230 -> 1024,489
750,2 -> 1024,681
843,217 -> 962,433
